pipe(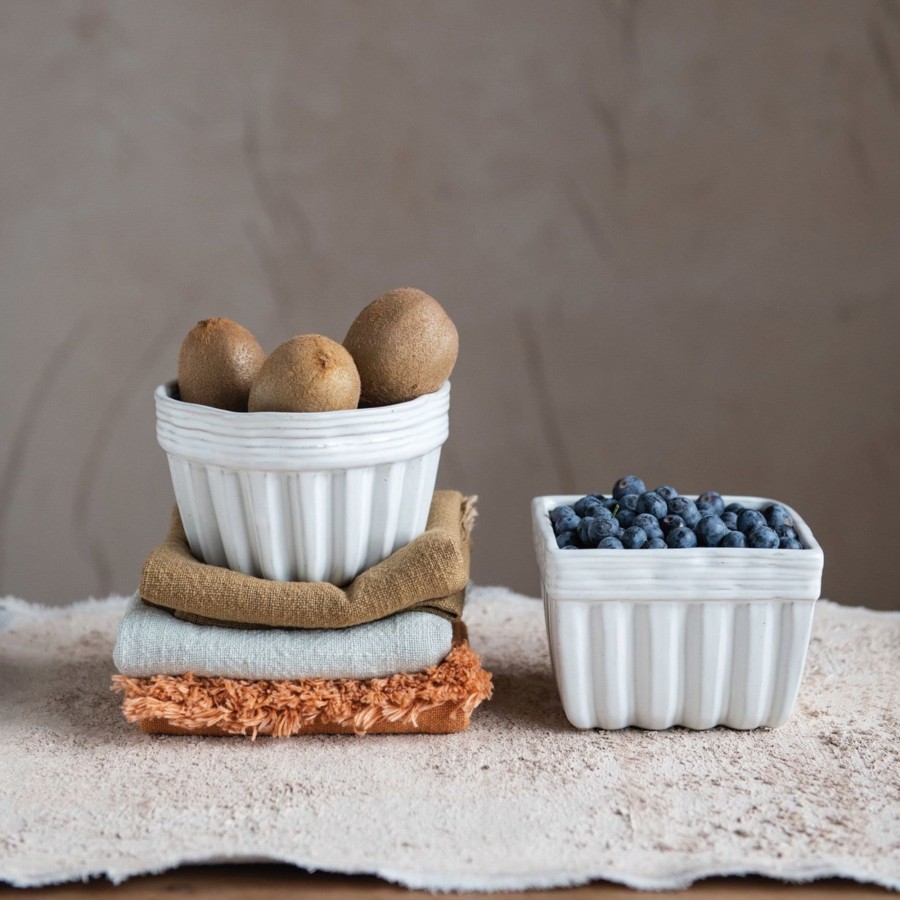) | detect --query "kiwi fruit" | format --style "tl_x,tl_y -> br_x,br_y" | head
177,317 -> 266,411
248,334 -> 361,413
343,288 -> 458,406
